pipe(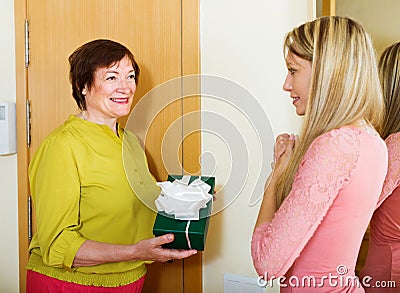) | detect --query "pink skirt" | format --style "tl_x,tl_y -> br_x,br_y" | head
26,270 -> 145,293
